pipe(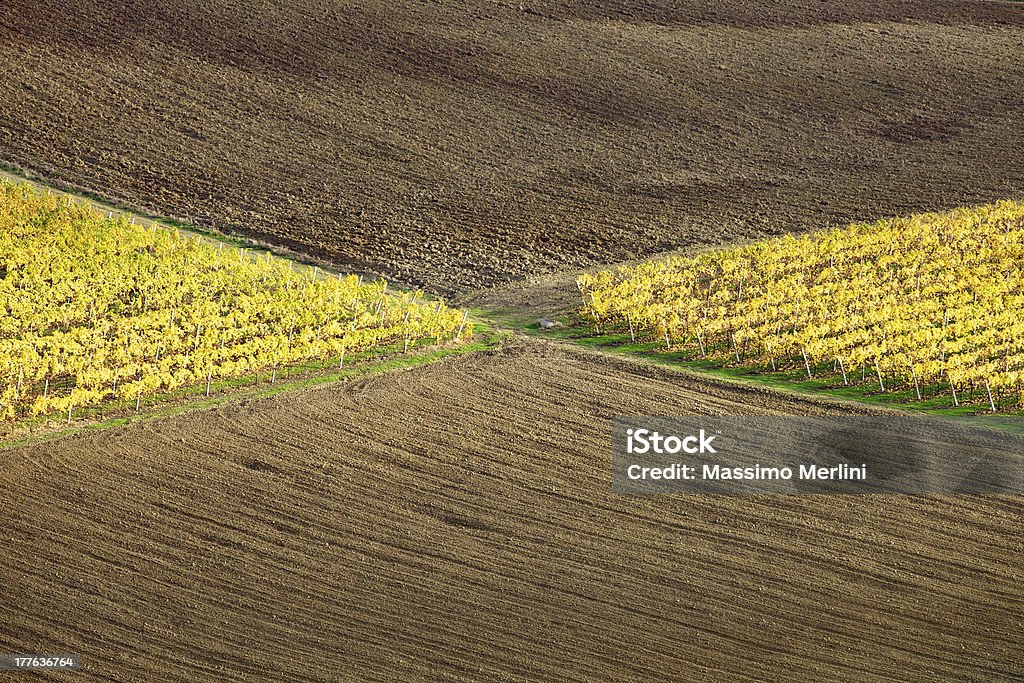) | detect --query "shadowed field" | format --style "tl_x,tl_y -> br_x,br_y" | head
2,1 -> 1023,290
